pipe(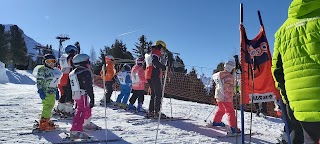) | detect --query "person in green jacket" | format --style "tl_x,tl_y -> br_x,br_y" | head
33,54 -> 62,131
271,0 -> 320,143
